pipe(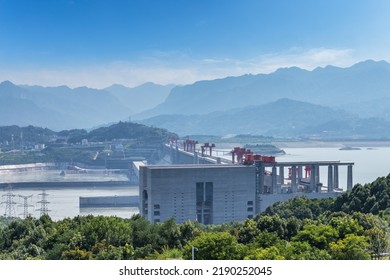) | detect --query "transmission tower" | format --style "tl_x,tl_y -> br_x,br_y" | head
36,190 -> 51,217
1,186 -> 17,219
18,194 -> 34,219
